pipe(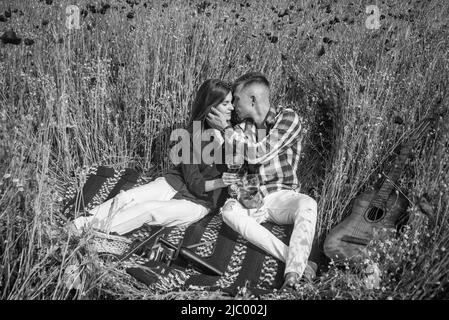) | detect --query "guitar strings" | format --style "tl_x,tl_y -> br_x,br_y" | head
350,124 -> 410,238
